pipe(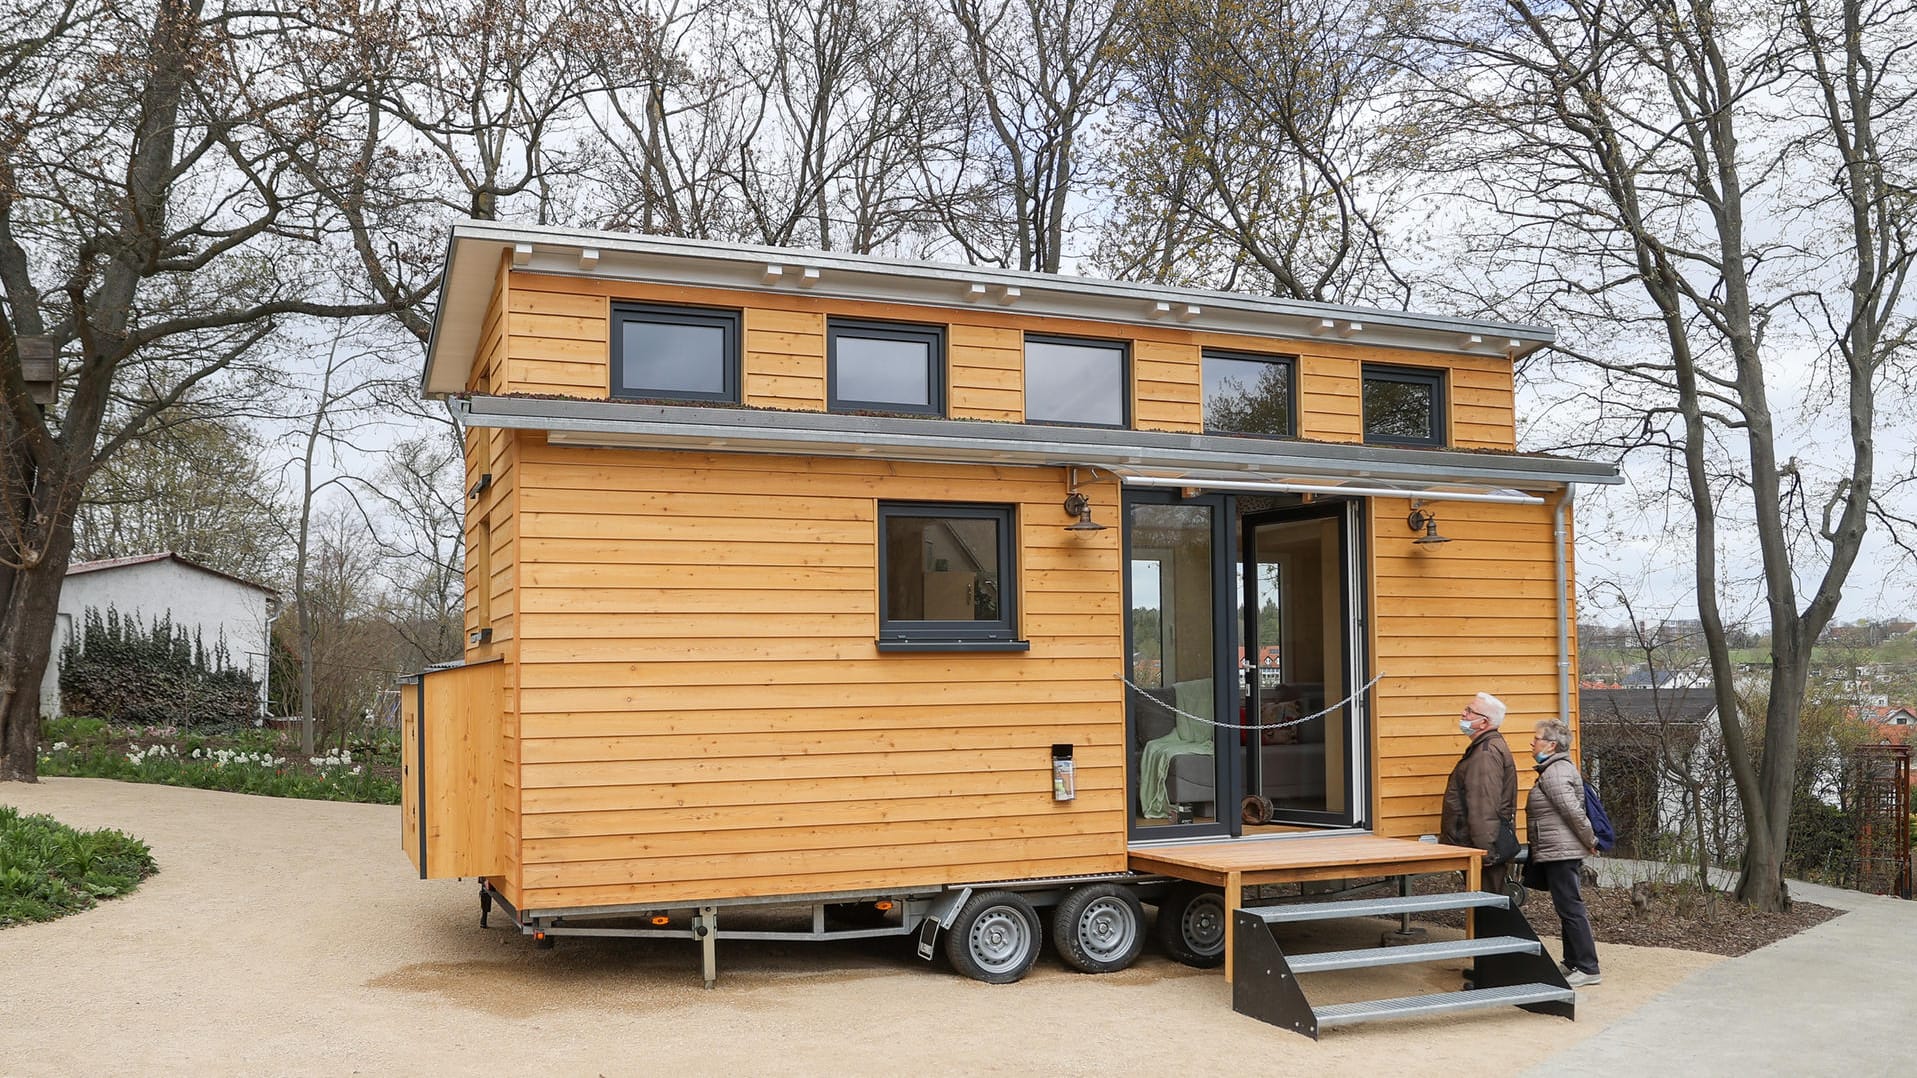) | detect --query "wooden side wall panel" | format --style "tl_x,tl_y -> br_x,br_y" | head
1367,497 -> 1570,838
745,308 -> 826,410
1133,340 -> 1202,432
948,323 -> 1023,420
1297,352 -> 1363,442
492,273 -> 1516,456
409,659 -> 507,879
510,445 -> 1126,911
